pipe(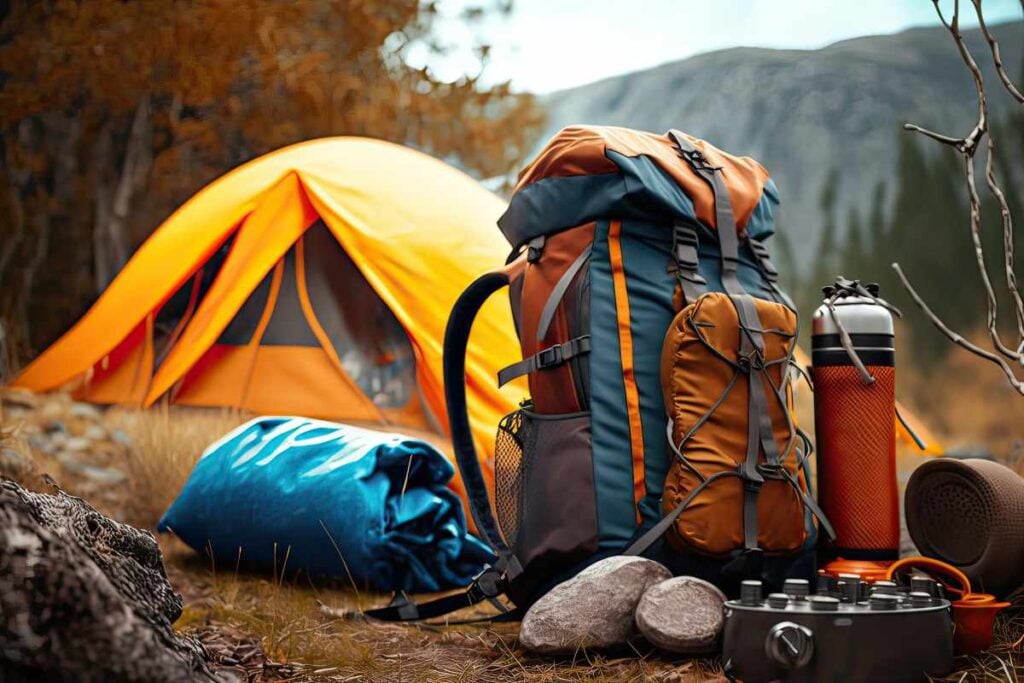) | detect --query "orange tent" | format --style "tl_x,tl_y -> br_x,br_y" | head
13,137 -> 526,483
13,135 -> 939,498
